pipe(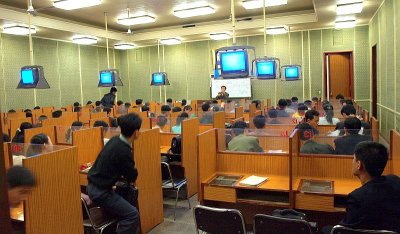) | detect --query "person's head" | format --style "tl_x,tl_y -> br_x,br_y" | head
117,113 -> 142,141
344,99 -> 353,106
161,105 -> 171,115
141,106 -> 150,112
24,109 -> 32,113
353,142 -> 388,179
110,118 -> 118,128
202,103 -> 211,112
7,166 -> 36,208
181,99 -> 187,106
103,107 -> 112,115
172,107 -> 182,113
312,97 -> 318,103
176,112 -> 189,126
221,86 -> 227,92
156,115 -> 168,128
336,94 -> 345,100
291,97 -> 298,103
33,106 -> 40,110
135,99 -> 143,106
52,110 -> 63,118
286,99 -> 292,107
232,121 -> 247,136
25,112 -> 33,118
110,87 -> 117,95
253,115 -> 266,129
212,106 -> 220,112
74,106 -> 81,113
8,109 -> 16,113
323,104 -> 334,124
86,101 -> 92,105
71,121 -> 84,128
297,104 -> 308,115
27,133 -> 53,157
341,105 -> 356,117
19,122 -> 33,134
38,115 -> 47,123
297,122 -> 318,141
251,100 -> 261,109
73,102 -> 80,107
183,105 -> 192,114
166,98 -> 173,104
304,110 -> 320,129
340,99 -> 346,106
144,102 -> 150,107
3,133 -> 10,142
278,99 -> 288,109
304,100 -> 312,108
344,117 -> 361,135
95,101 -> 101,107
117,100 -> 124,106
267,108 -> 278,119
93,120 -> 109,129
125,103 -> 131,109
